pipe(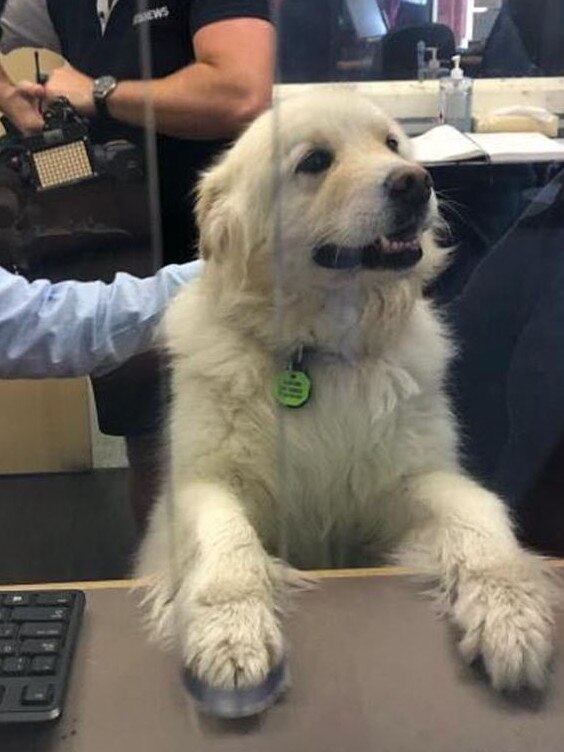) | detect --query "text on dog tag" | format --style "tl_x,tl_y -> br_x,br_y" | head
274,369 -> 311,408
